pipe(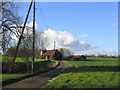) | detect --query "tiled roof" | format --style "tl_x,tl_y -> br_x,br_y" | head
73,55 -> 84,58
44,50 -> 57,56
